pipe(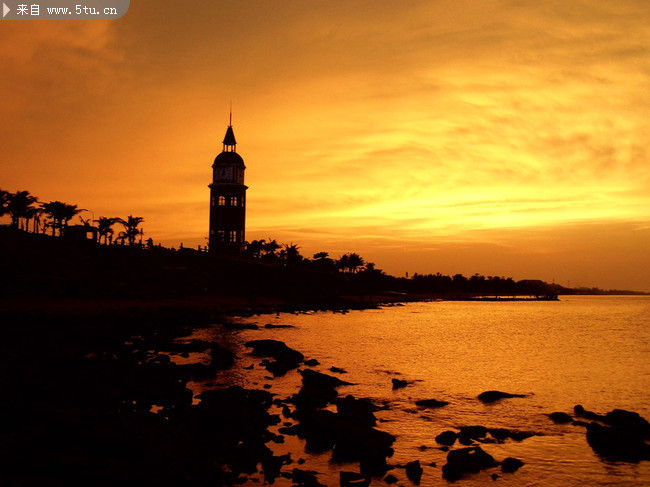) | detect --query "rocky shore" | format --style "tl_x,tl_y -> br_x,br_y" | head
2,302 -> 649,486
